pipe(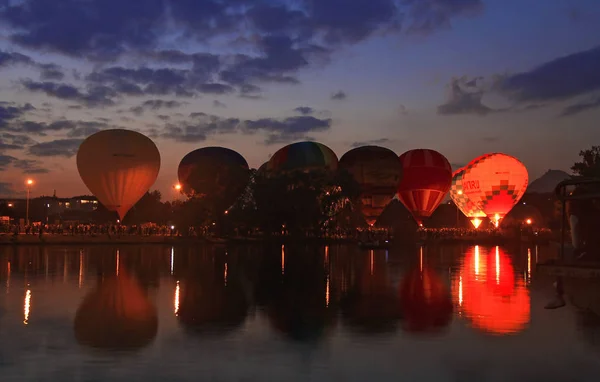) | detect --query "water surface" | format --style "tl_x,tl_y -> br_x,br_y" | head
1,243 -> 600,381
